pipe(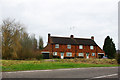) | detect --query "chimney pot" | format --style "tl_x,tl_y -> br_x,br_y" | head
91,36 -> 94,40
70,35 -> 74,38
